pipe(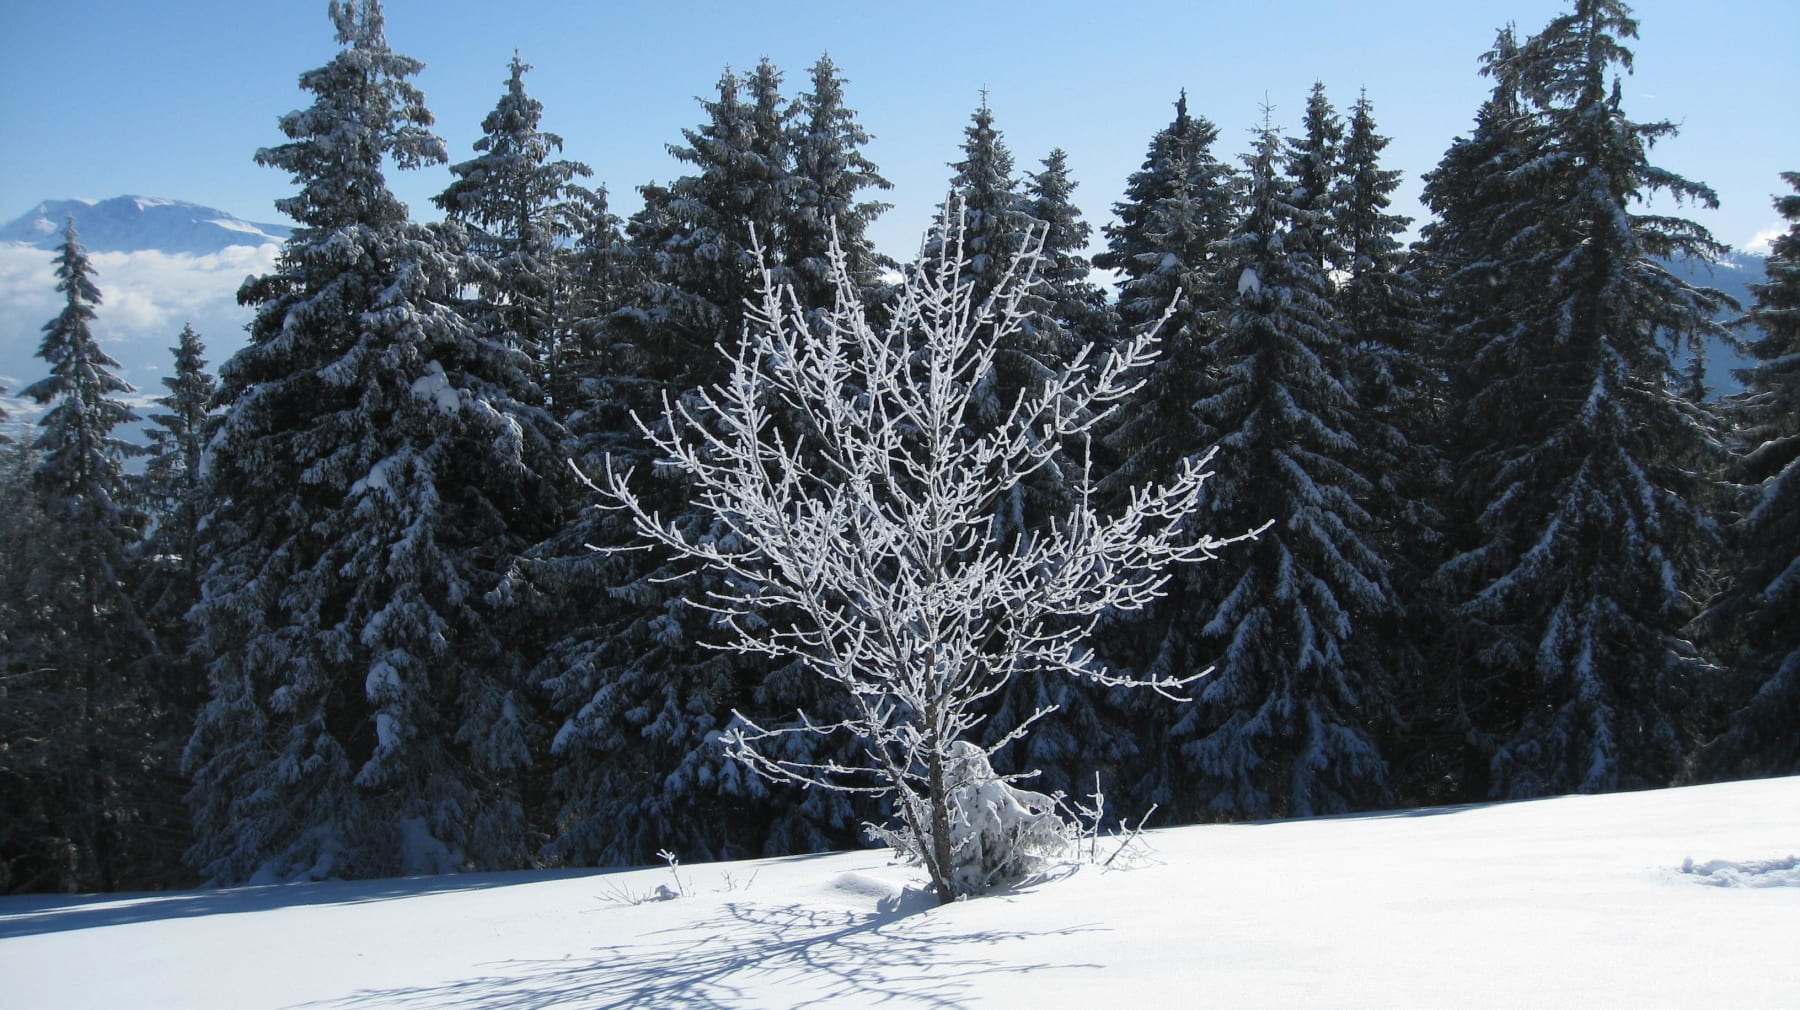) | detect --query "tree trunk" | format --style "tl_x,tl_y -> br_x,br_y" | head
927,741 -> 956,905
